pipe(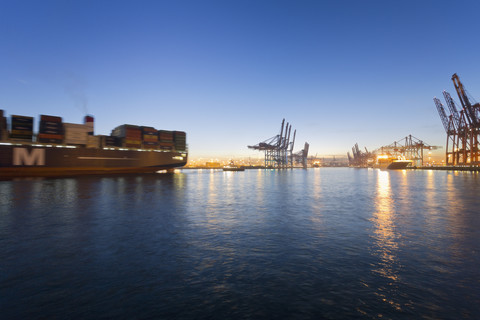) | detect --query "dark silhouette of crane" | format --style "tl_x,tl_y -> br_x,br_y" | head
452,73 -> 480,128
347,143 -> 375,167
248,119 -> 308,168
433,74 -> 480,165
